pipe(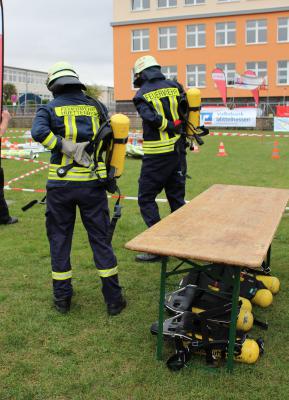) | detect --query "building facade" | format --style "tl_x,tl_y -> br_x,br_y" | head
3,67 -> 116,112
99,85 -> 115,112
112,0 -> 289,112
4,66 -> 52,103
